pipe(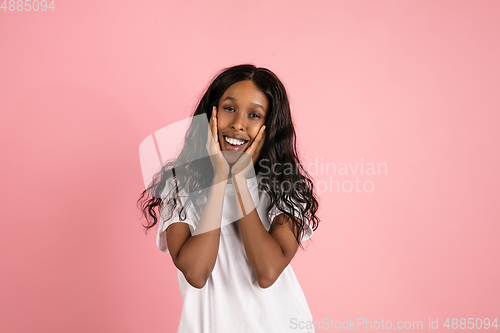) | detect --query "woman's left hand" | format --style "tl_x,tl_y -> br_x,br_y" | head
231,125 -> 266,179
